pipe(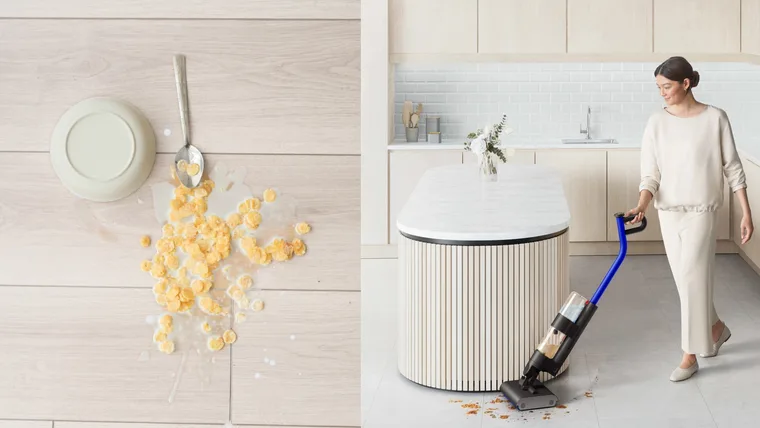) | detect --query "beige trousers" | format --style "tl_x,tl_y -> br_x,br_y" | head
658,209 -> 720,355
